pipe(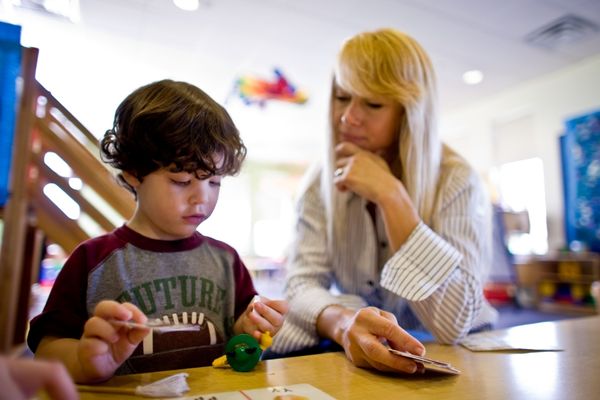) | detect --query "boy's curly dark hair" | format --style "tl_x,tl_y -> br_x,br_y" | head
100,79 -> 246,194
